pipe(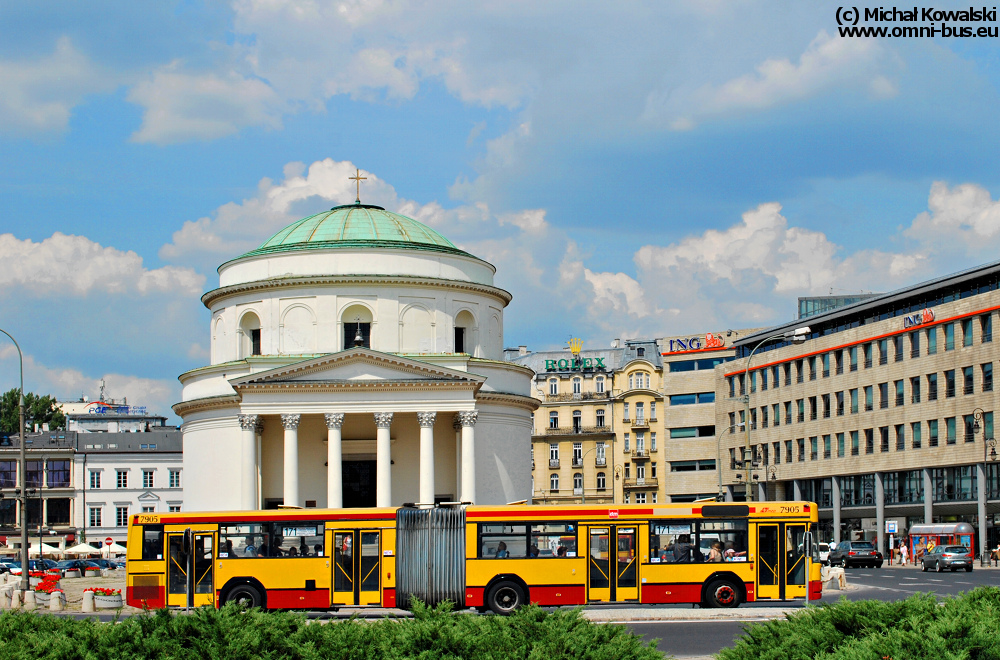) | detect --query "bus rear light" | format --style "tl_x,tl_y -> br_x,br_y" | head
848,551 -> 856,555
